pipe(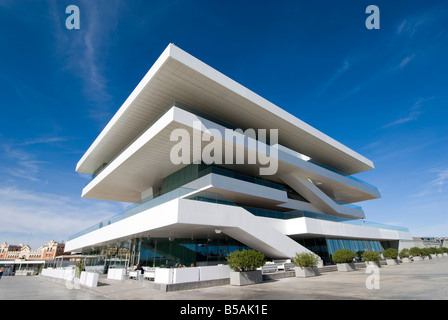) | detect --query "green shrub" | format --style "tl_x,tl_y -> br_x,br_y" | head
382,248 -> 398,259
428,247 -> 437,255
75,260 -> 85,278
292,252 -> 319,268
332,249 -> 356,264
409,247 -> 422,257
399,248 -> 410,259
226,249 -> 266,272
421,248 -> 431,257
442,247 -> 448,254
362,250 -> 381,262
